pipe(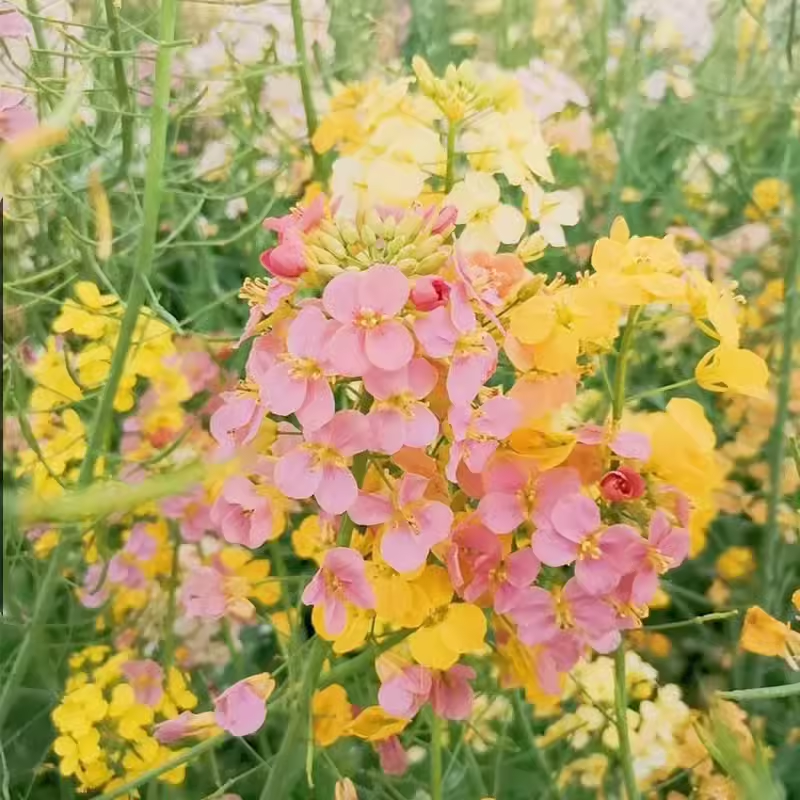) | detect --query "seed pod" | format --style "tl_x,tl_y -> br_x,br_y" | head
317,232 -> 347,260
416,252 -> 448,274
414,235 -> 444,260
